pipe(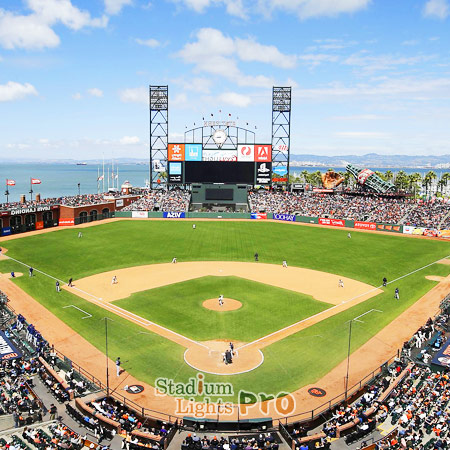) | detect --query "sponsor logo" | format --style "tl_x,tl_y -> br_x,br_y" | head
357,169 -> 374,185
11,205 -> 51,215
319,218 -> 345,227
255,145 -> 272,162
1,227 -> 11,236
168,144 -> 185,161
0,332 -> 21,360
251,213 -> 267,220
354,221 -> 376,230
185,144 -> 202,162
275,144 -> 289,152
116,199 -> 124,207
273,213 -> 296,222
125,385 -> 144,394
237,145 -> 254,162
169,162 -> 182,175
257,162 -> 272,184
35,221 -> 44,230
273,166 -> 288,176
58,219 -> 75,226
308,387 -> 326,397
203,149 -> 238,162
132,211 -> 148,218
163,212 -> 186,218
